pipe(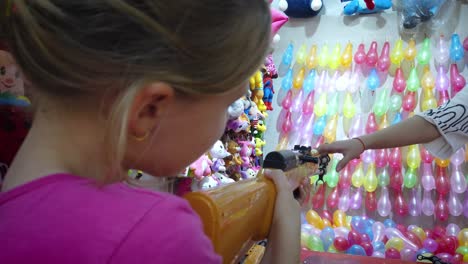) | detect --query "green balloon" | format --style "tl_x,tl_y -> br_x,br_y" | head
455,246 -> 468,256
417,38 -> 431,65
404,168 -> 418,188
307,235 -> 324,252
327,93 -> 339,116
407,68 -> 420,92
389,94 -> 402,112
373,88 -> 389,116
378,168 -> 390,187
326,159 -> 339,188
328,245 -> 339,253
